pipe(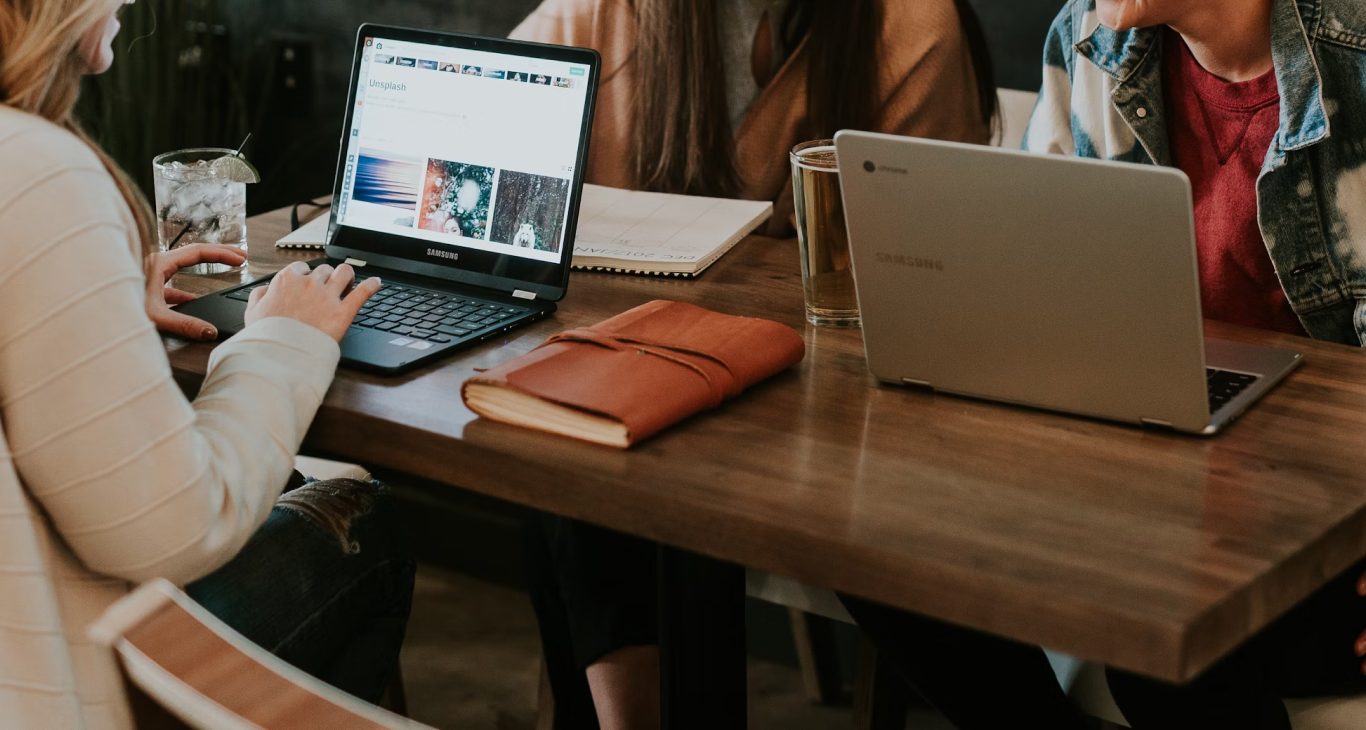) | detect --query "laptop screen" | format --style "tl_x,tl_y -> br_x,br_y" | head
328,29 -> 597,297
